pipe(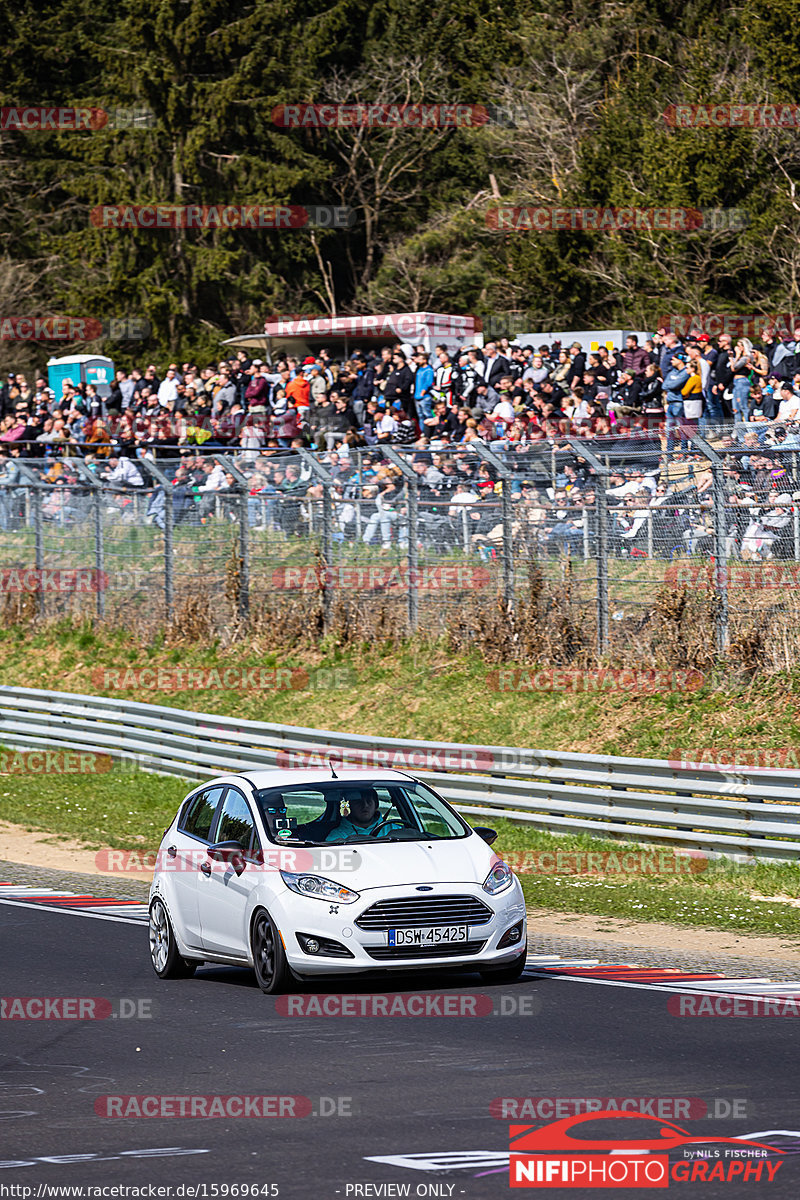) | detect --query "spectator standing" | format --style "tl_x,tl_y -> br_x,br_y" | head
663,351 -> 690,452
620,335 -> 649,377
413,351 -> 435,420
